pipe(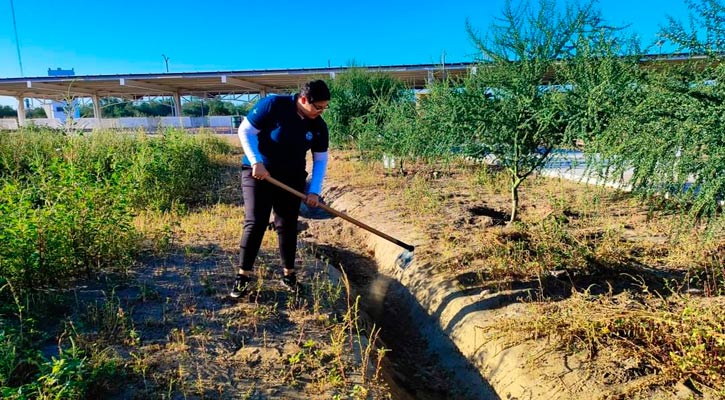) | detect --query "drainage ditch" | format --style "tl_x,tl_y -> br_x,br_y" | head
310,244 -> 498,400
